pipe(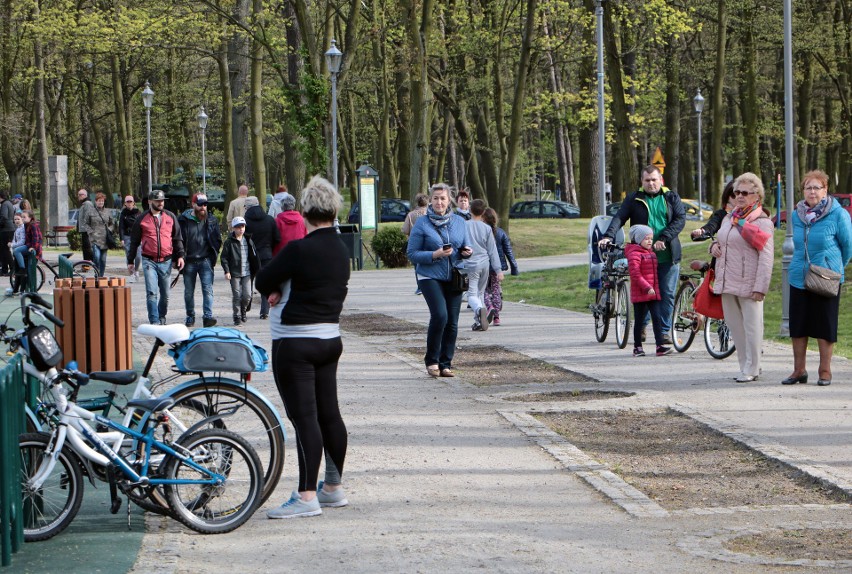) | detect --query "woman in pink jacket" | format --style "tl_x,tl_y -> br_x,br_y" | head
710,172 -> 775,382
626,225 -> 672,357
